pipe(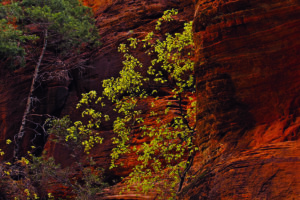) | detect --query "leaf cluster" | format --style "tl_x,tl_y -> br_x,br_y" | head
0,121 -> 106,200
47,115 -> 103,154
0,18 -> 37,66
20,0 -> 100,49
61,9 -> 197,199
0,0 -> 100,68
